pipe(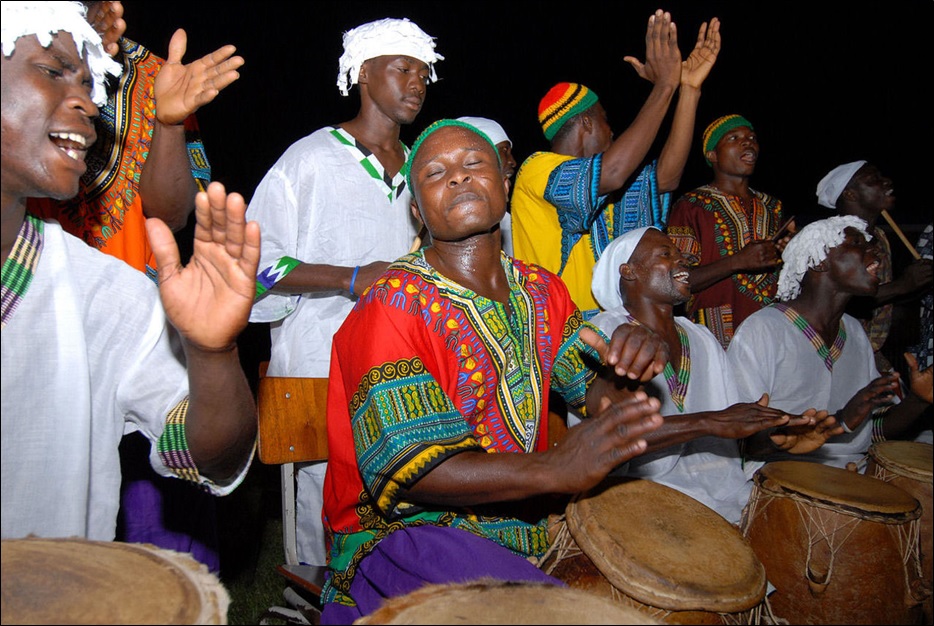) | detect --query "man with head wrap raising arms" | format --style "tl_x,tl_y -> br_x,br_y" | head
245,17 -> 443,570
726,216 -> 932,470
667,114 -> 794,350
